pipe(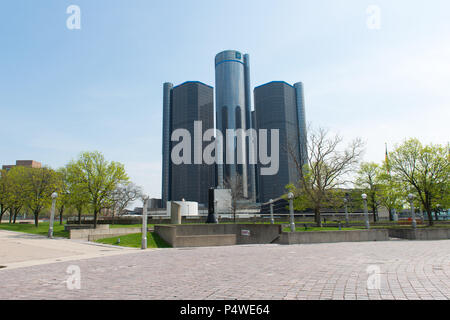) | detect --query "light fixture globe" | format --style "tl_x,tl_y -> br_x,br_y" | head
287,192 -> 294,200
51,192 -> 58,199
343,198 -> 348,203
408,193 -> 414,200
269,199 -> 273,204
361,193 -> 367,200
